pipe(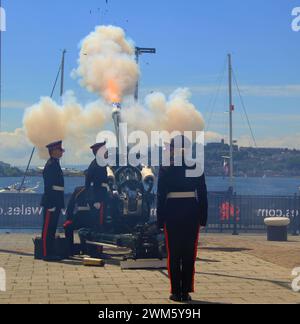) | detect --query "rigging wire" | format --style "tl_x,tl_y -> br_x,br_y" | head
232,69 -> 258,148
50,63 -> 62,98
232,69 -> 268,185
205,58 -> 227,132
